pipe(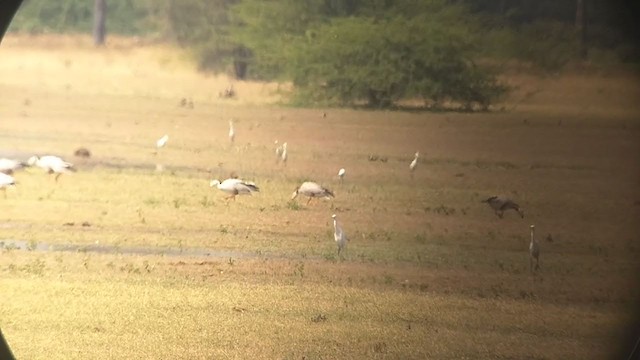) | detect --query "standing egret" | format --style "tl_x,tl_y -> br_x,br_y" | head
27,155 -> 75,182
0,172 -> 16,198
281,142 -> 288,165
210,178 -> 259,201
291,181 -> 334,205
529,225 -> 540,272
156,134 -> 169,149
154,134 -> 169,171
409,151 -> 419,173
275,140 -> 283,162
332,214 -> 348,256
228,119 -> 235,143
482,196 -> 524,218
338,168 -> 346,184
